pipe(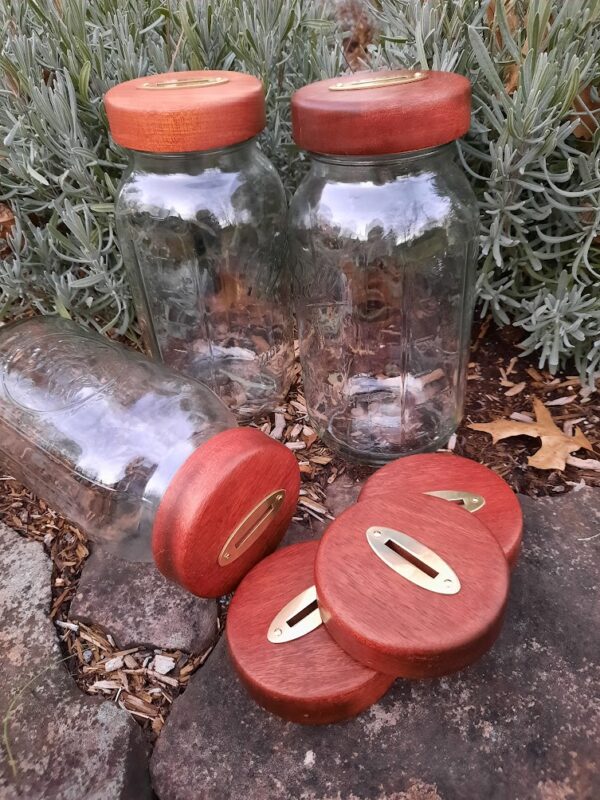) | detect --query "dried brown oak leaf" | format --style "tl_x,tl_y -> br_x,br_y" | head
469,397 -> 594,471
